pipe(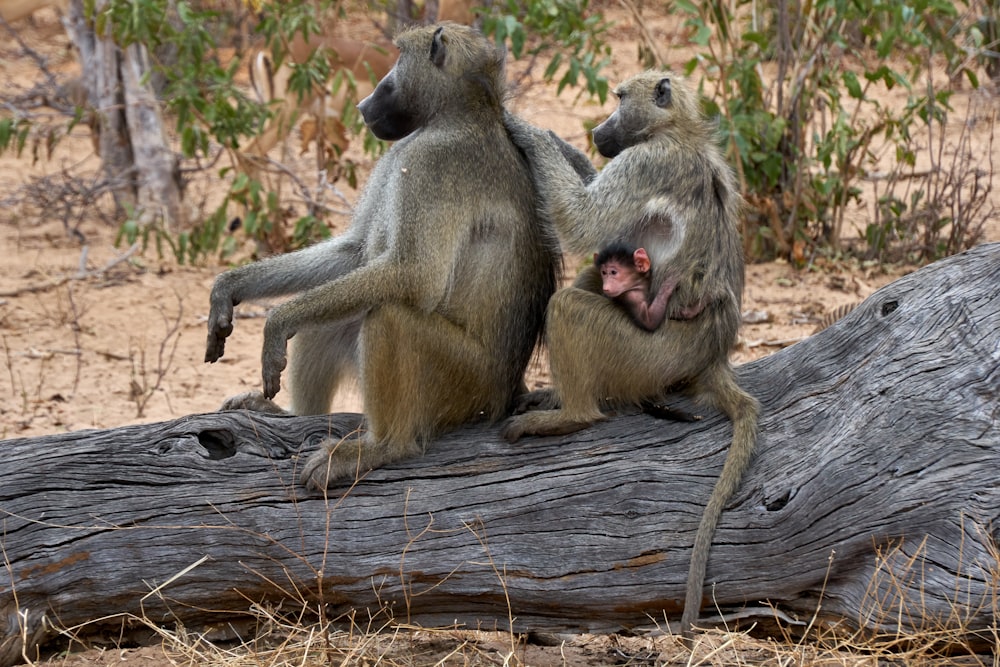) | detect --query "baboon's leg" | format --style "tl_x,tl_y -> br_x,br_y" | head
504,268 -> 718,442
362,305 -> 506,440
220,318 -> 361,416
286,318 -> 362,415
300,305 -> 503,490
